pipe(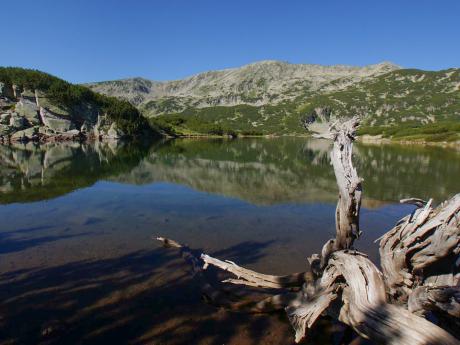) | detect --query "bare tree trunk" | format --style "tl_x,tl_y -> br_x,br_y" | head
329,119 -> 362,251
156,117 -> 460,344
